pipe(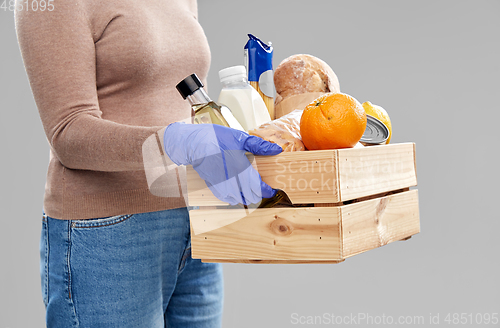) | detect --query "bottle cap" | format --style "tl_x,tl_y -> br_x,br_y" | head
360,115 -> 389,145
219,66 -> 247,83
176,74 -> 204,99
